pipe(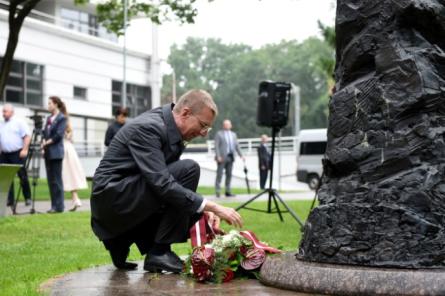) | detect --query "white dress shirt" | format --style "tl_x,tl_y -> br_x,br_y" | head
0,116 -> 31,153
